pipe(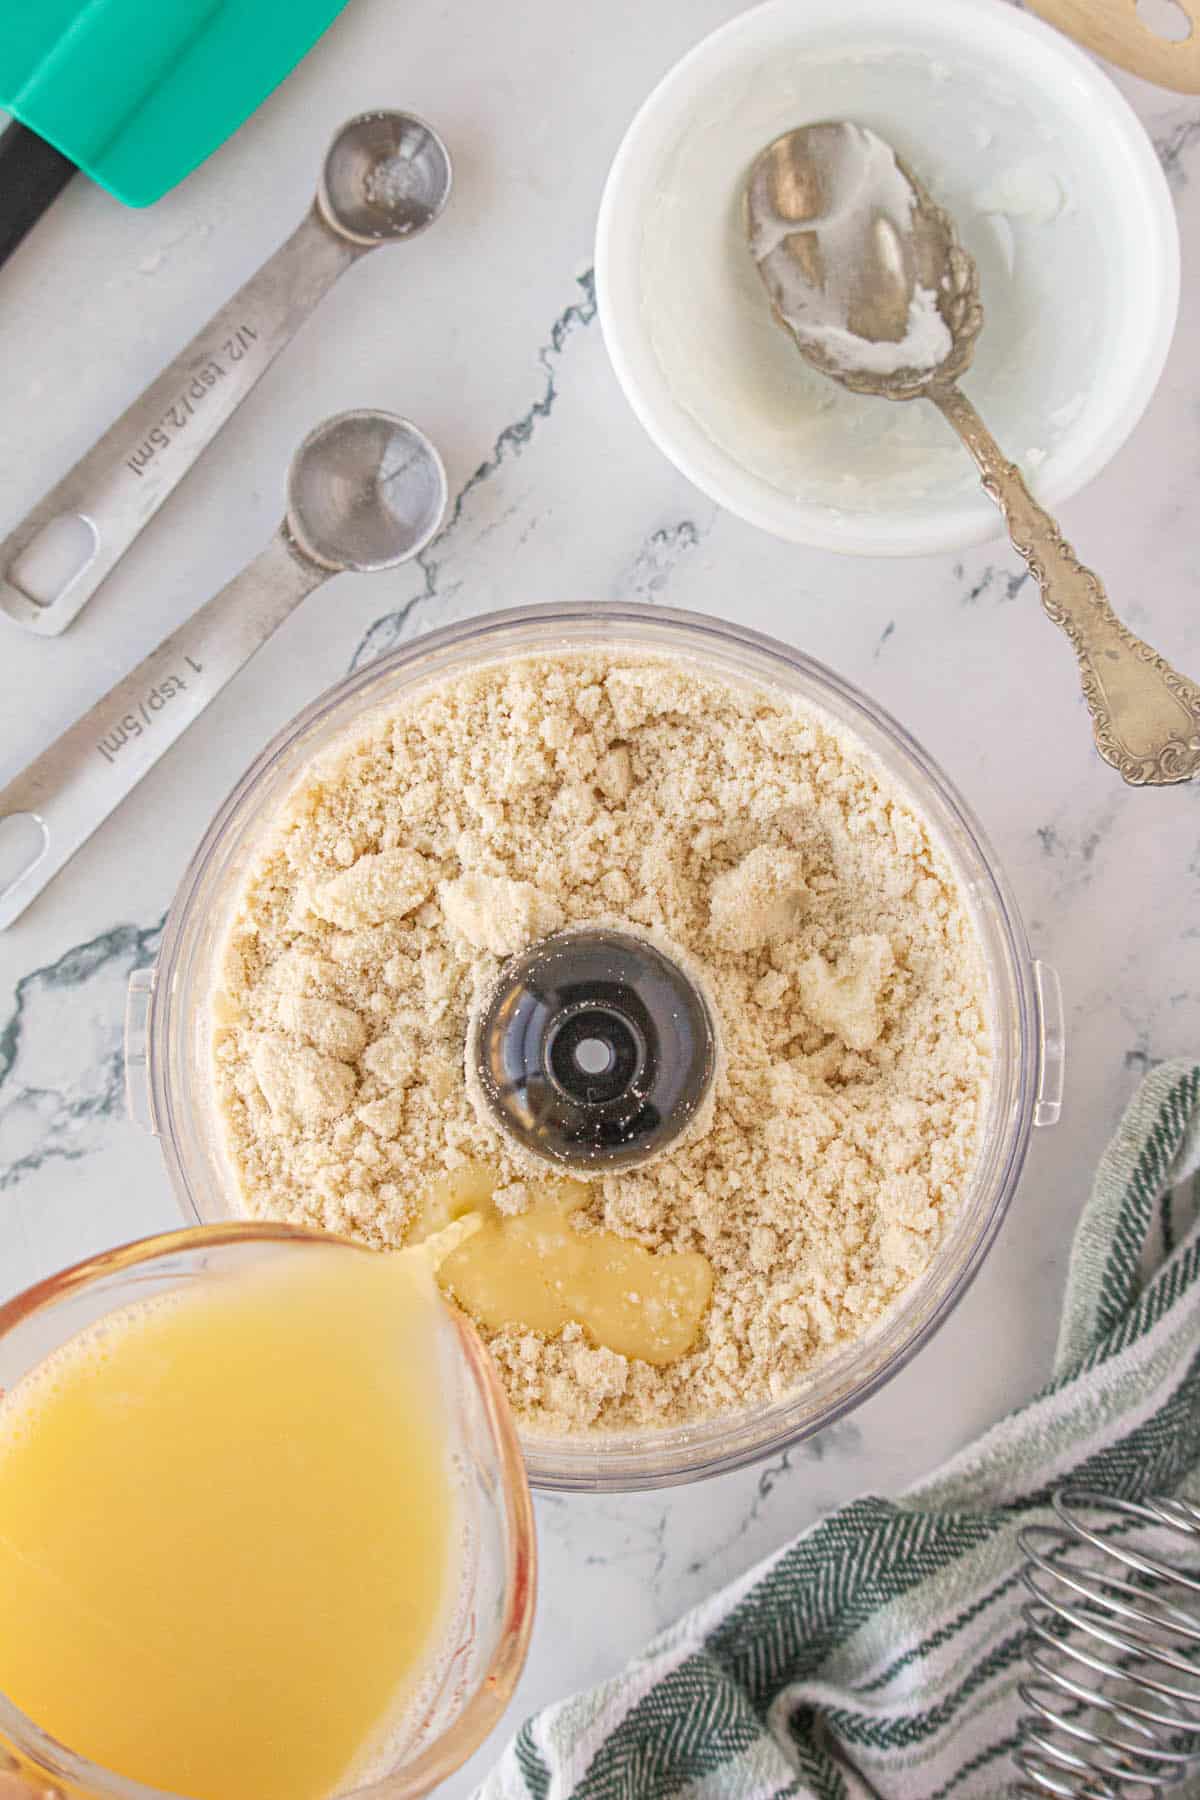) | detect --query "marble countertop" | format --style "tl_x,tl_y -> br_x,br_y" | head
2,2 -> 1200,1791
